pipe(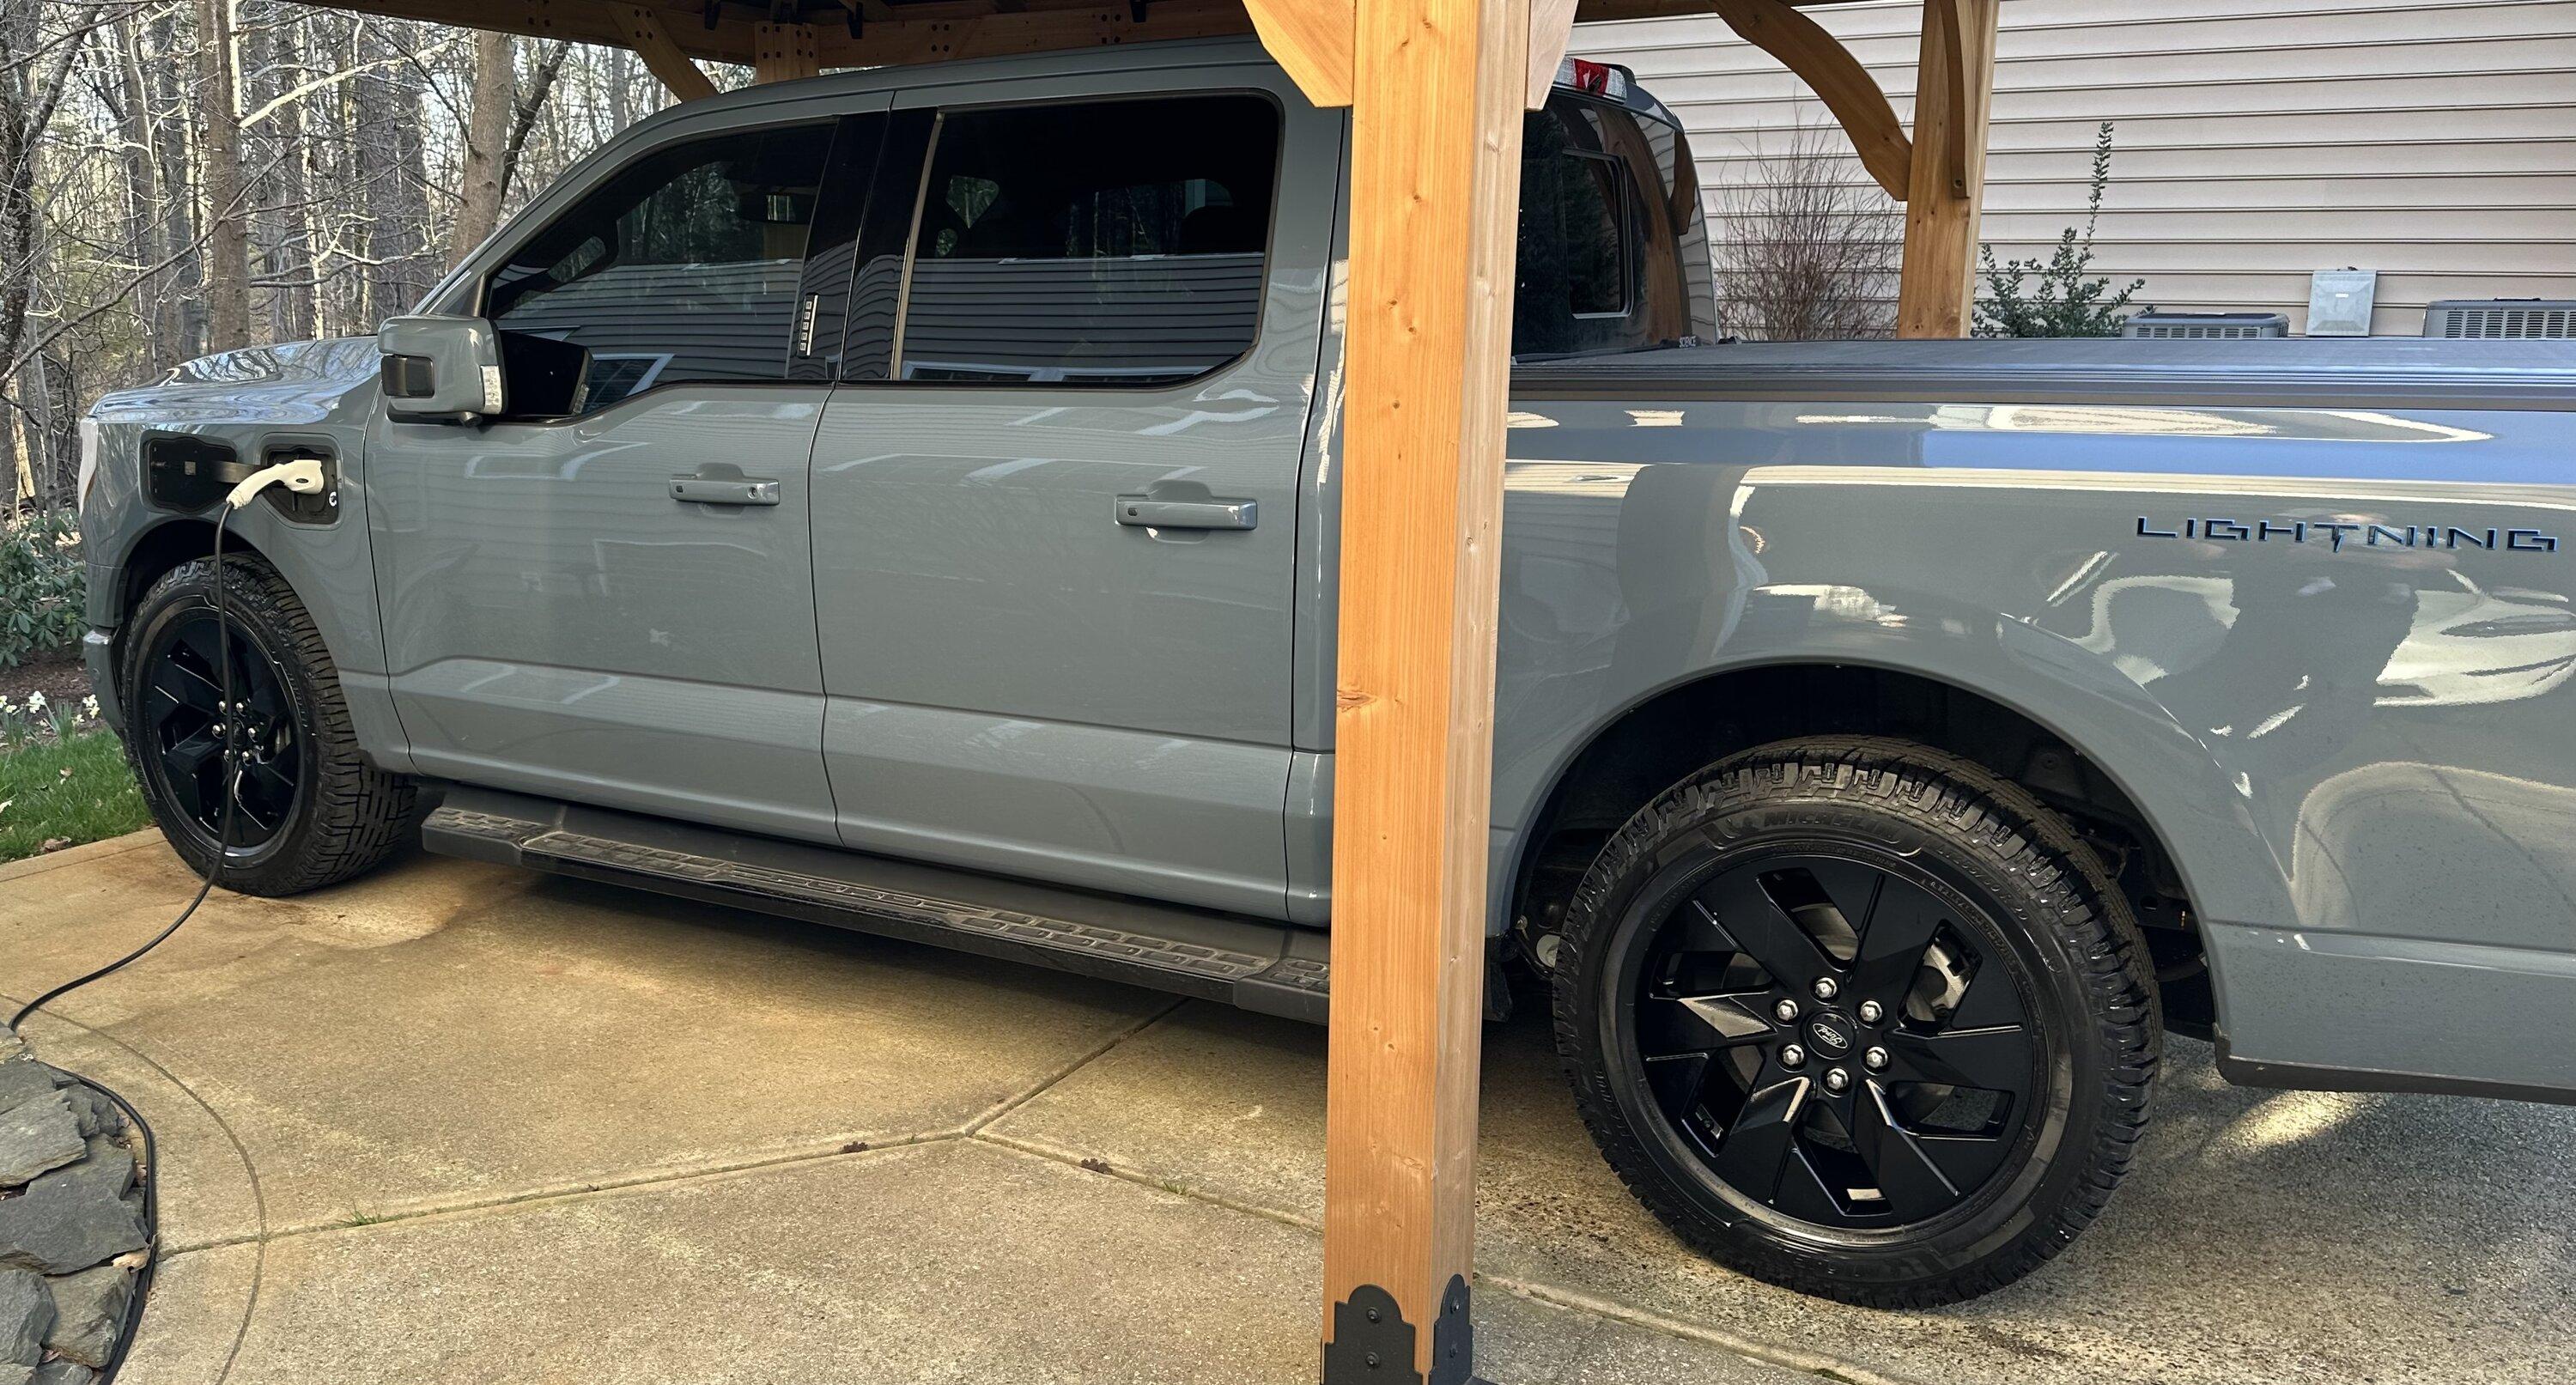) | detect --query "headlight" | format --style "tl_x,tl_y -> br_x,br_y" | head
76,416 -> 100,514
